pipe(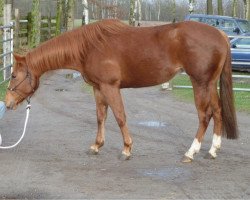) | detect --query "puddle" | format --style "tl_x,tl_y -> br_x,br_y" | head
137,121 -> 167,128
55,88 -> 68,92
139,166 -> 191,181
